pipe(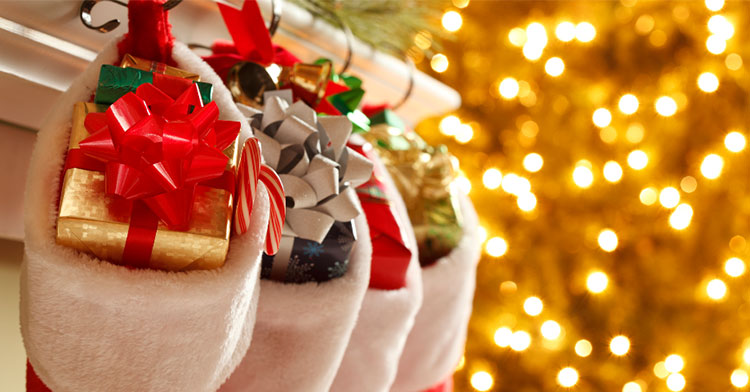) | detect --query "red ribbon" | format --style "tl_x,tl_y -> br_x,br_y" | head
117,0 -> 176,66
203,0 -> 301,81
66,82 -> 239,265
